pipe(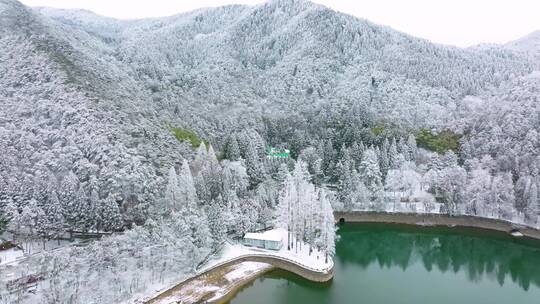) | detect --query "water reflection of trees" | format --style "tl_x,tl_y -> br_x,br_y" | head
337,226 -> 540,291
